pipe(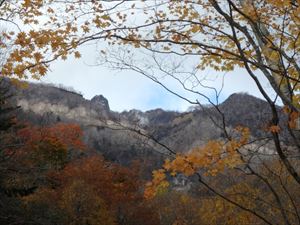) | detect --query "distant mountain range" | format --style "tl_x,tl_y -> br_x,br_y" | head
6,80 -> 287,171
